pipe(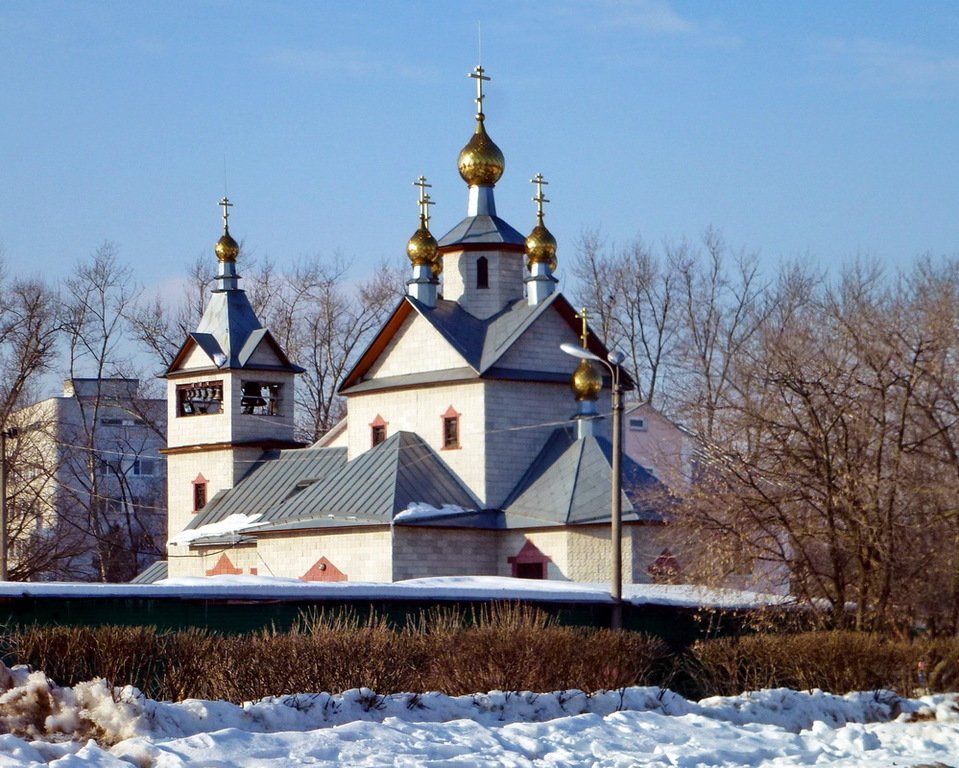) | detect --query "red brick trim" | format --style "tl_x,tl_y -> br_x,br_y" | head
206,553 -> 242,576
301,557 -> 348,582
